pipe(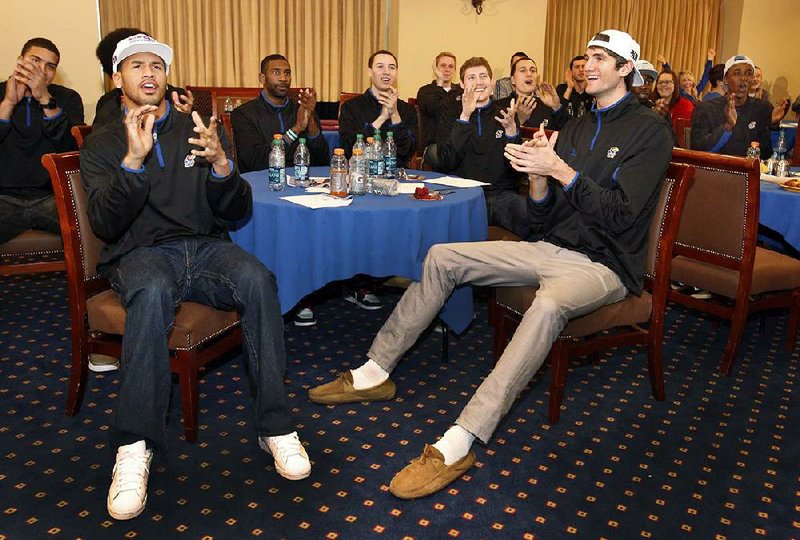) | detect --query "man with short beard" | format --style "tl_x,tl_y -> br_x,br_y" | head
81,34 -> 311,521
232,54 -> 328,173
1,37 -> 83,246
338,49 -> 417,165
691,55 -> 775,157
